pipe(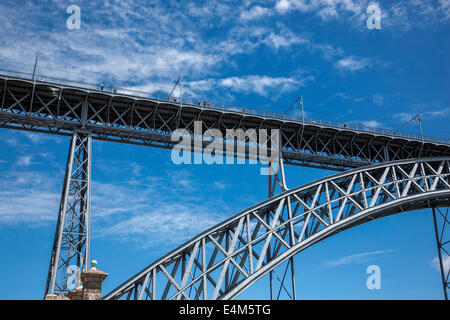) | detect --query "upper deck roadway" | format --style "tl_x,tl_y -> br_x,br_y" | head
1,71 -> 449,171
